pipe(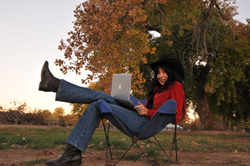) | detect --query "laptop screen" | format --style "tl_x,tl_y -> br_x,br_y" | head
111,74 -> 131,101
